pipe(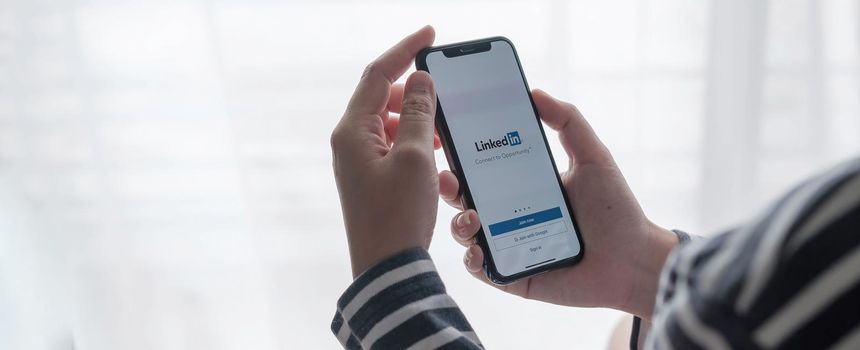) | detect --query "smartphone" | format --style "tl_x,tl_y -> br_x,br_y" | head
416,37 -> 584,284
